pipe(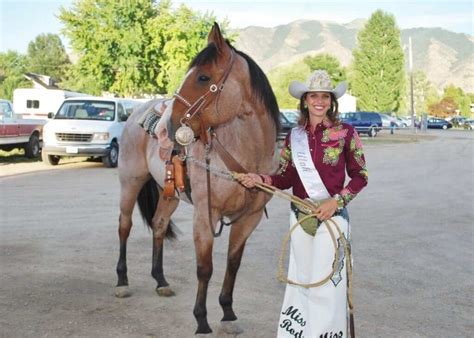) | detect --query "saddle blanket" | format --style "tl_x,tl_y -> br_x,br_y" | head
138,109 -> 161,136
